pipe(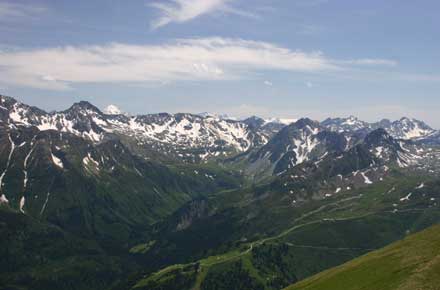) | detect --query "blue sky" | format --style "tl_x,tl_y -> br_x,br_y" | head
0,0 -> 439,127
